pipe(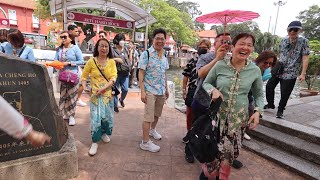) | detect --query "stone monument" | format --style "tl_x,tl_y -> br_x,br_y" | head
0,54 -> 77,179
